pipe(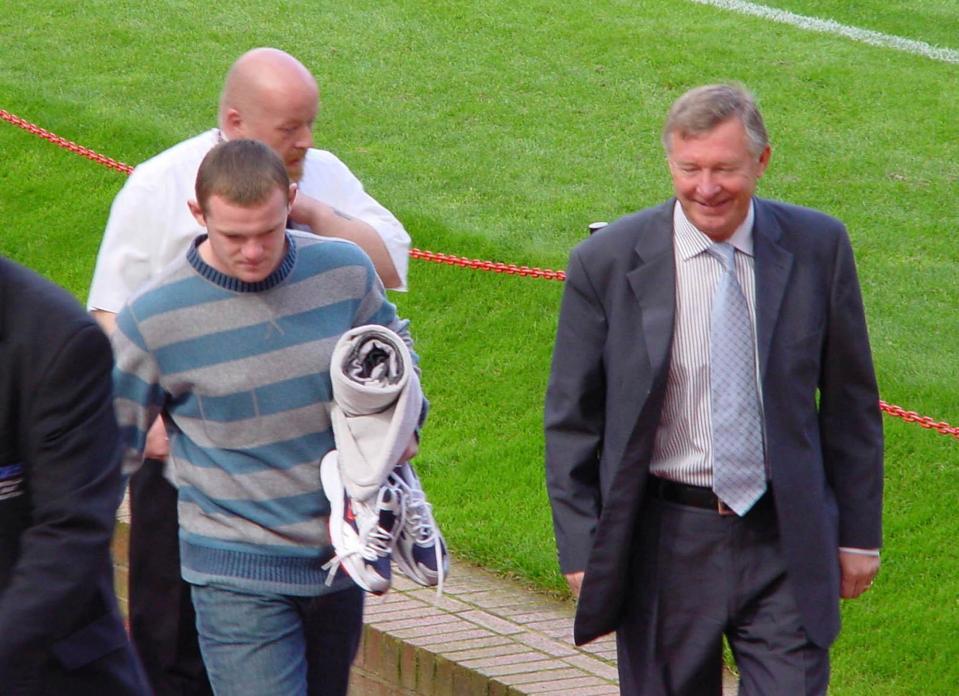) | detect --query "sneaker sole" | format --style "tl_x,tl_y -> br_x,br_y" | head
321,452 -> 389,594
